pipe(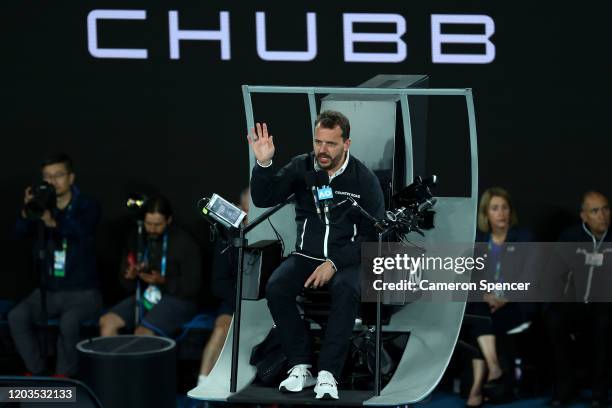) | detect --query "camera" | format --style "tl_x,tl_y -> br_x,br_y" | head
24,182 -> 57,220
385,175 -> 437,234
